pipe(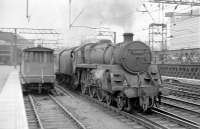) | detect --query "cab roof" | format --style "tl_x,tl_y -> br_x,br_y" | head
23,46 -> 54,52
